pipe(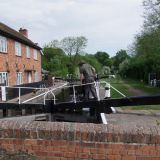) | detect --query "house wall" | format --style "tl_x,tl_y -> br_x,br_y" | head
0,37 -> 42,86
0,120 -> 159,160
